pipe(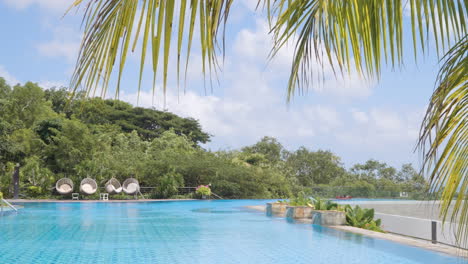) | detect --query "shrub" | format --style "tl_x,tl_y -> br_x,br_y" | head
345,205 -> 384,232
170,193 -> 194,199
313,197 -> 341,211
288,192 -> 314,207
0,191 -> 3,199
26,186 -> 43,197
196,185 -> 211,197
